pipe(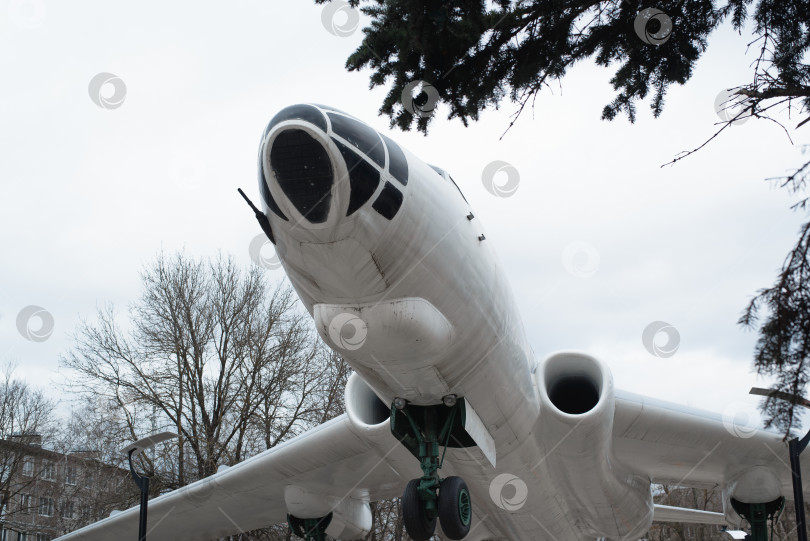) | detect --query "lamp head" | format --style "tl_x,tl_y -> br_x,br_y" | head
121,431 -> 178,457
